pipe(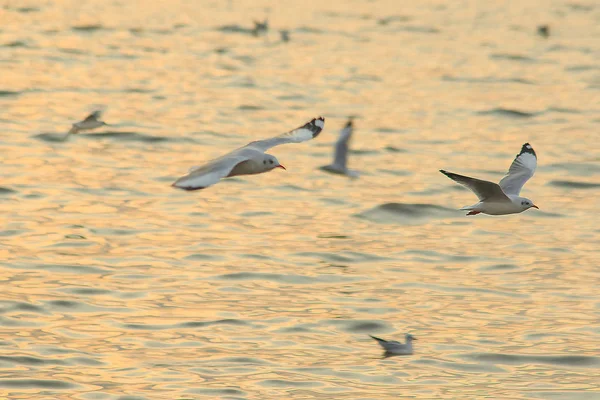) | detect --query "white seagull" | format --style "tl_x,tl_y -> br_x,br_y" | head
370,333 -> 417,356
68,110 -> 107,135
319,118 -> 359,178
172,117 -> 325,191
440,143 -> 539,216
